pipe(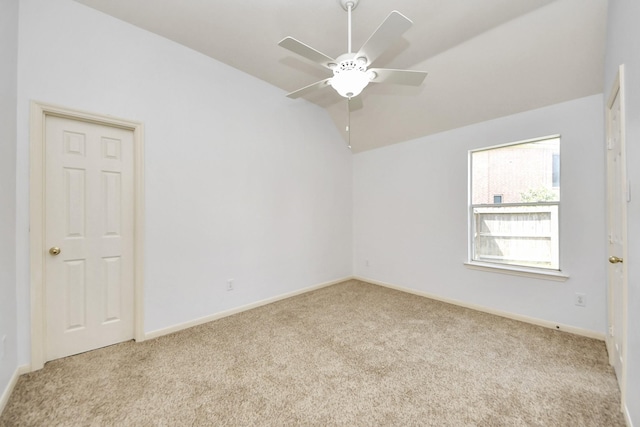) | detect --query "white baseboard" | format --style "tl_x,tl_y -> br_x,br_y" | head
355,276 -> 606,341
145,275 -> 605,342
145,276 -> 354,340
0,364 -> 30,416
